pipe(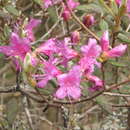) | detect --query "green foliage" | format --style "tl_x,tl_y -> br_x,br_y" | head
5,5 -> 20,16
